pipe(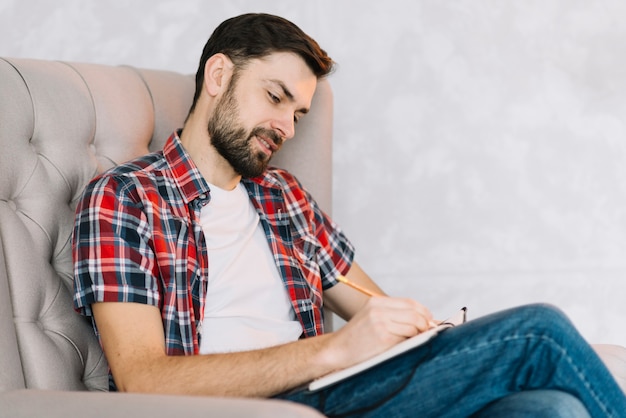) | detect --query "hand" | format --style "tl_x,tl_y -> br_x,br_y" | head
324,296 -> 434,369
